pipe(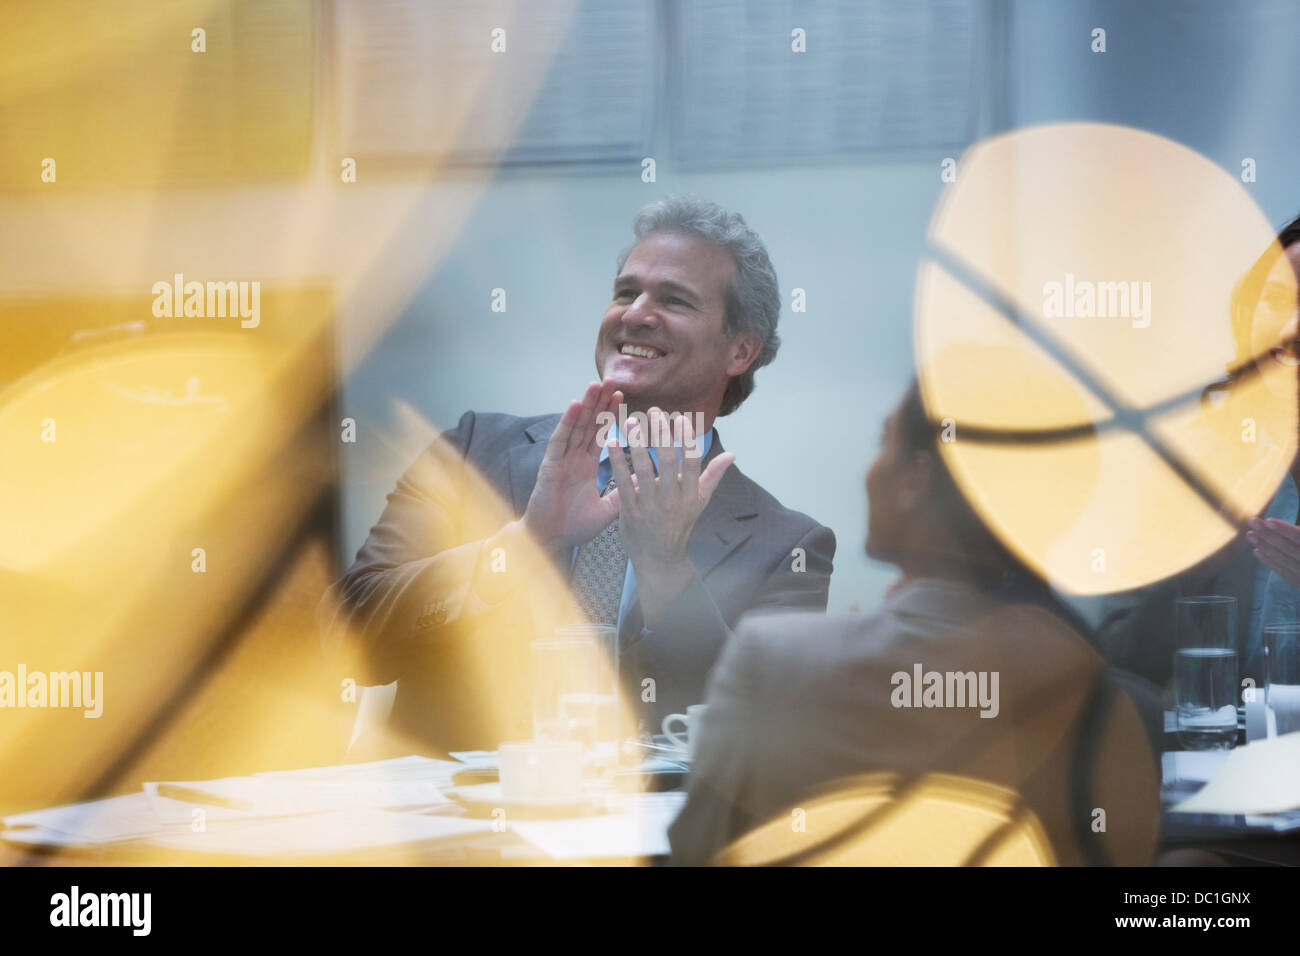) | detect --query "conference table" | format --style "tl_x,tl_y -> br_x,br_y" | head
5,730 -> 1300,866
1157,709 -> 1300,867
0,746 -> 690,867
